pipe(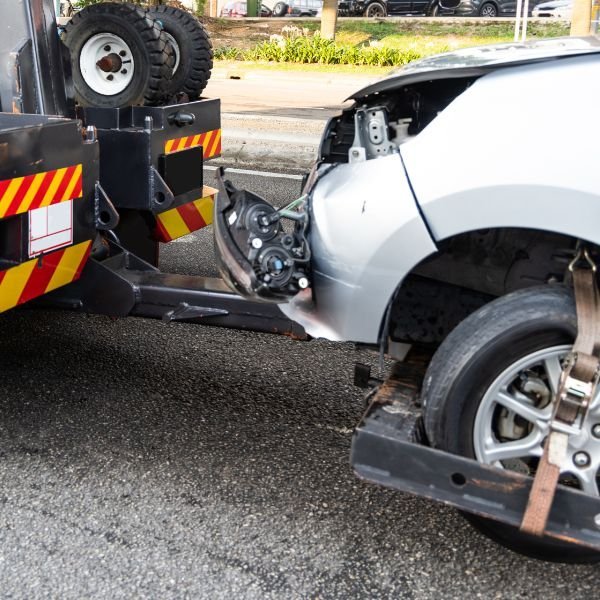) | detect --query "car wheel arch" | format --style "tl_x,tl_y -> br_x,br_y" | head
380,226 -> 591,348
